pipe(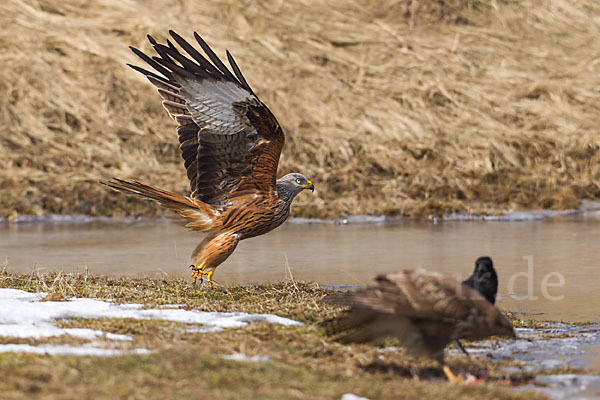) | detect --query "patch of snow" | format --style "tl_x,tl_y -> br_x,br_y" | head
0,288 -> 302,335
0,343 -> 151,357
0,324 -> 133,341
221,353 -> 271,363
0,288 -> 302,356
377,346 -> 401,353
434,323 -> 600,399
186,326 -> 223,333
518,374 -> 600,400
379,322 -> 600,399
341,394 -> 370,400
442,323 -> 600,372
463,324 -> 600,371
